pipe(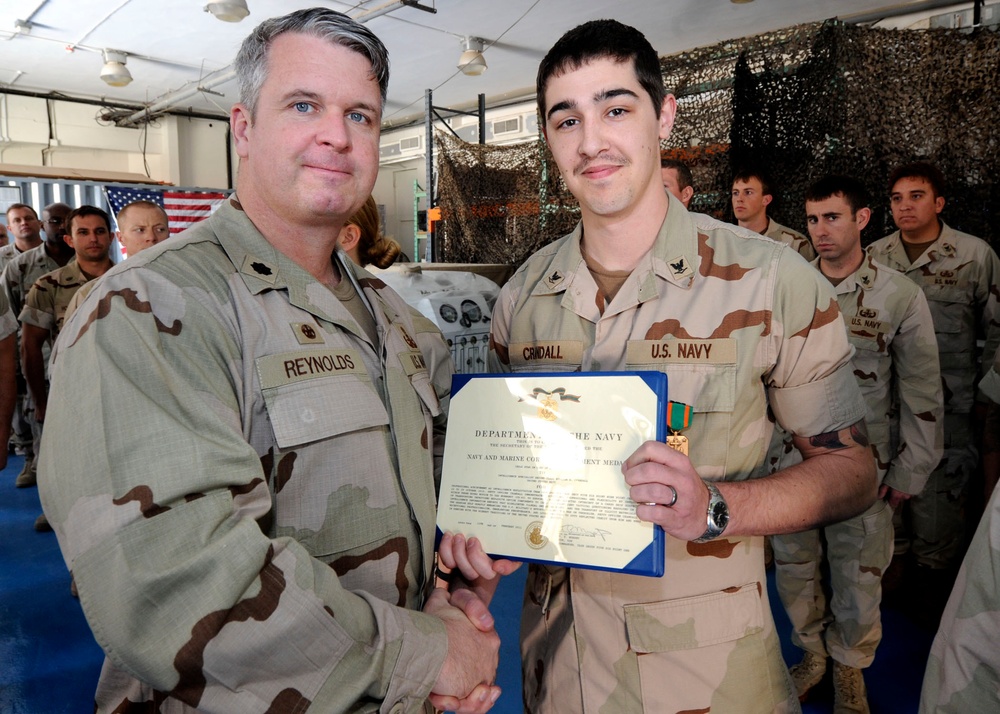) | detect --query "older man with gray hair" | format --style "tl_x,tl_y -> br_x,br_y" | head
39,8 -> 500,714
